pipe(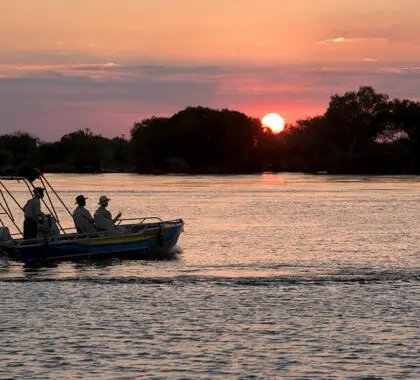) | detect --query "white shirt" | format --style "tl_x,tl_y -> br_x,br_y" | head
73,206 -> 95,233
23,197 -> 41,220
94,206 -> 115,231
